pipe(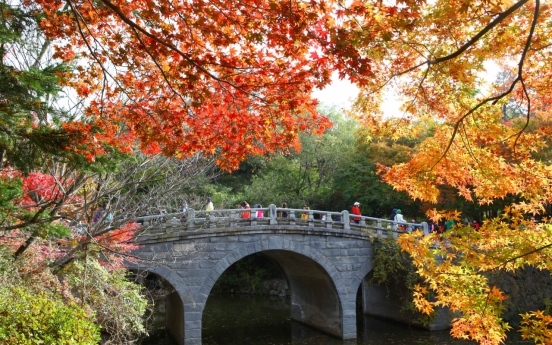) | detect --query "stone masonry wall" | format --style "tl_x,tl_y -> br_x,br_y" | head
491,267 -> 552,326
131,227 -> 376,345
